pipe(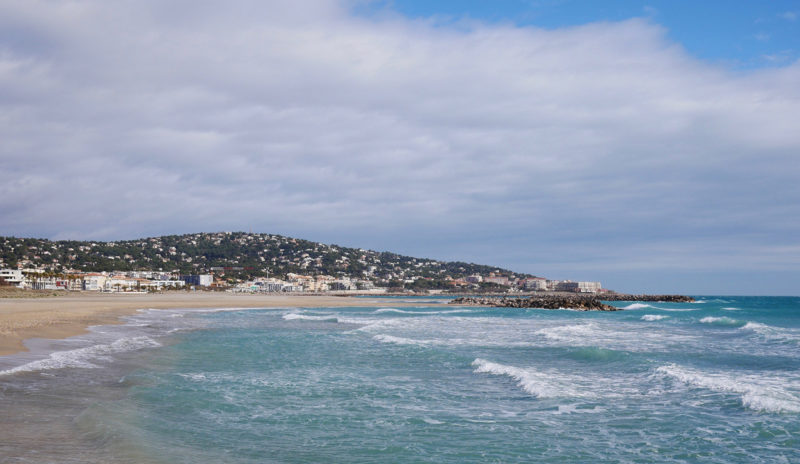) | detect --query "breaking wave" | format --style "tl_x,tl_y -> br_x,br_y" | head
0,336 -> 161,376
739,322 -> 799,343
535,323 -> 603,343
372,308 -> 468,315
282,313 -> 338,323
641,315 -> 668,321
471,358 -> 583,398
655,363 -> 800,413
372,334 -> 434,347
699,316 -> 743,327
623,303 -> 652,310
